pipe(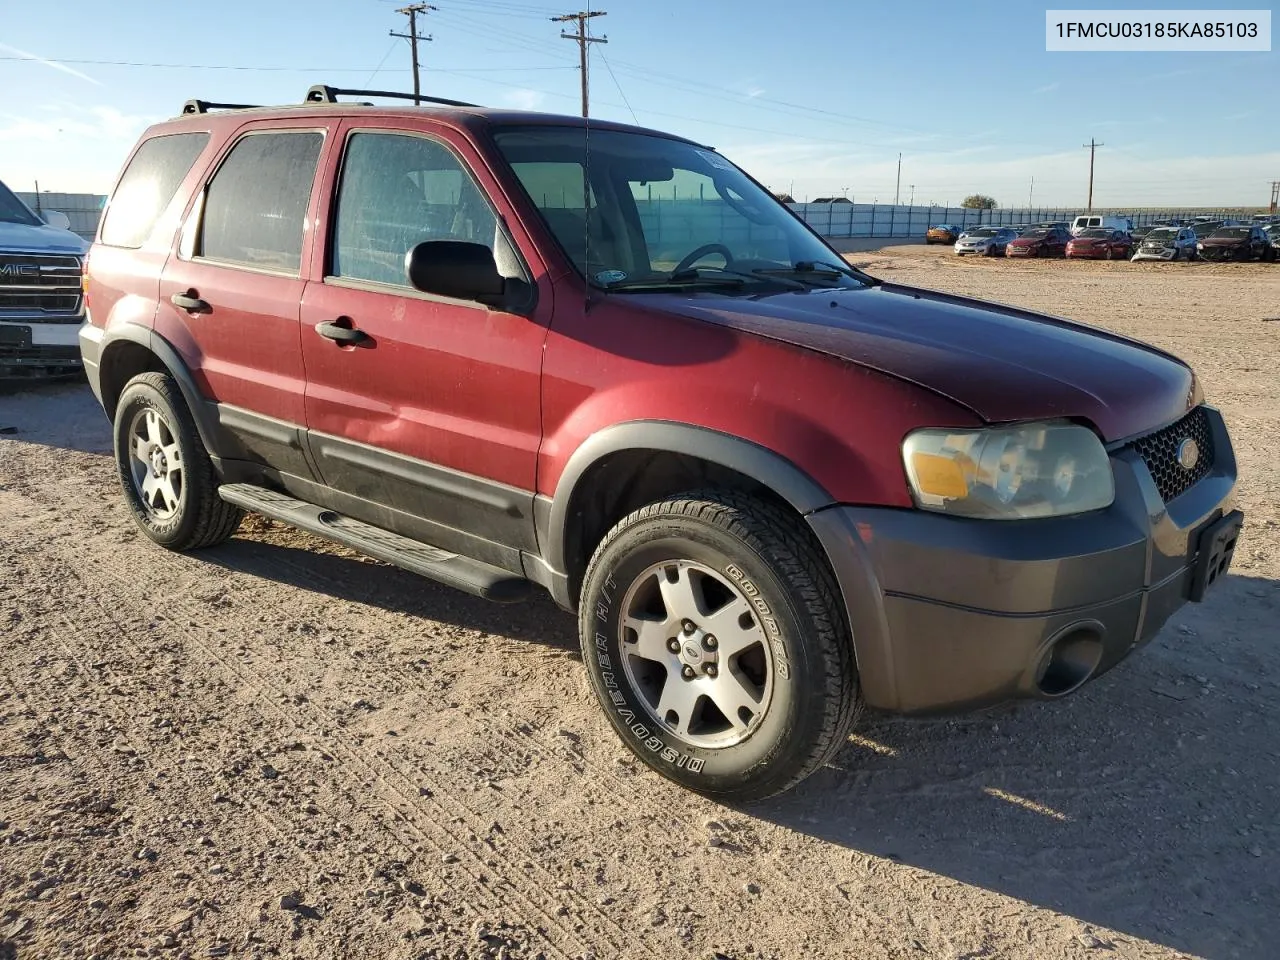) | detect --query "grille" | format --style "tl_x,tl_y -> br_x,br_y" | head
0,253 -> 83,319
1128,407 -> 1214,504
